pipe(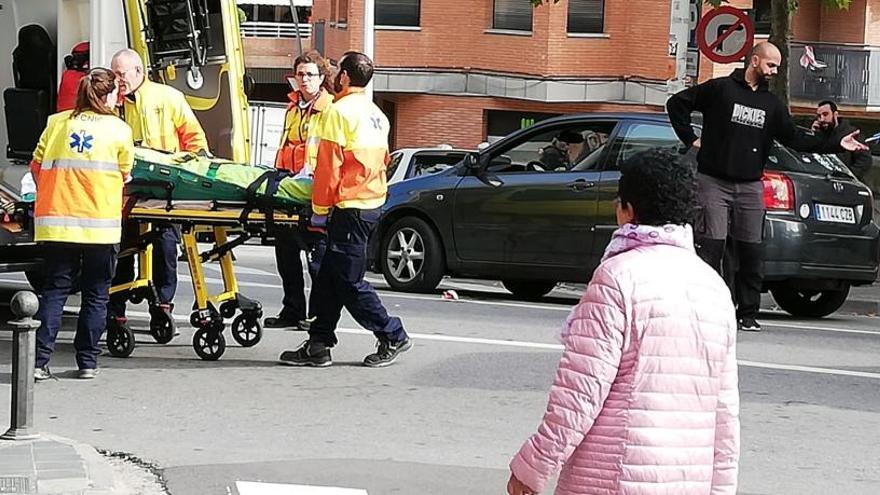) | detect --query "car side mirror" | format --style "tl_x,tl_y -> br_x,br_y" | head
489,155 -> 512,168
